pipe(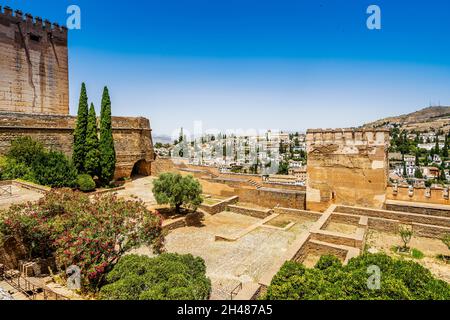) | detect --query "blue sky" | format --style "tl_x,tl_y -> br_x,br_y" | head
3,0 -> 450,136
